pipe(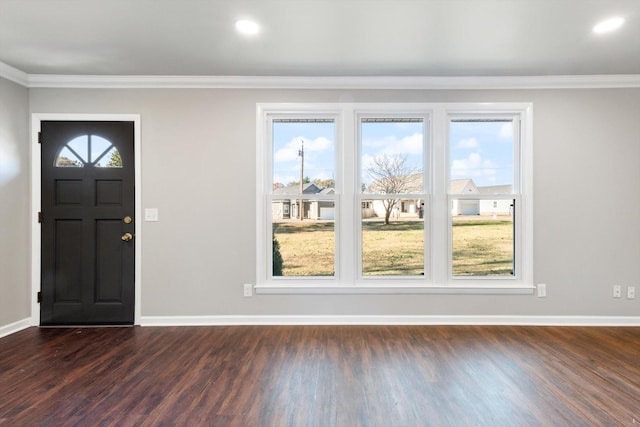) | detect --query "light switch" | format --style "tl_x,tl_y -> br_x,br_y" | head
144,208 -> 159,222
